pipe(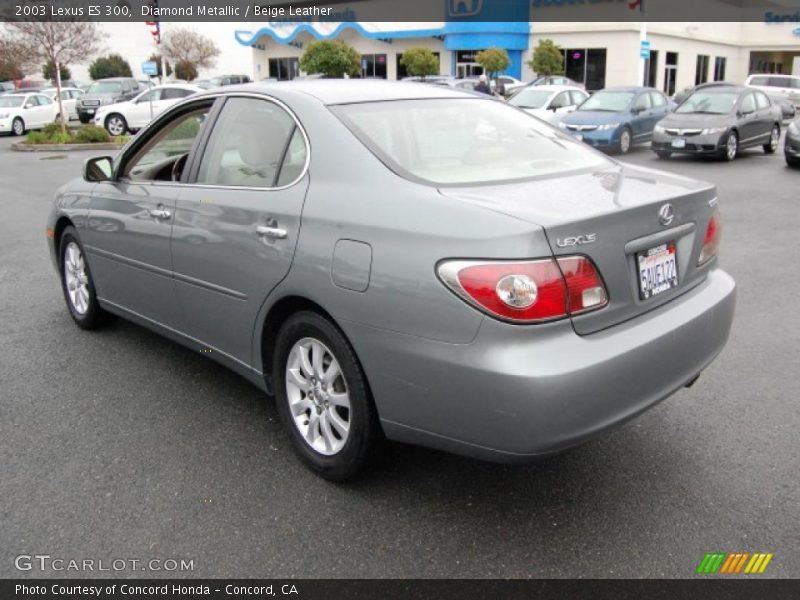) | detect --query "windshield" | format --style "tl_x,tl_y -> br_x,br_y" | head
333,98 -> 610,186
87,82 -> 122,94
578,91 -> 635,112
509,90 -> 553,109
676,91 -> 739,114
0,96 -> 24,108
